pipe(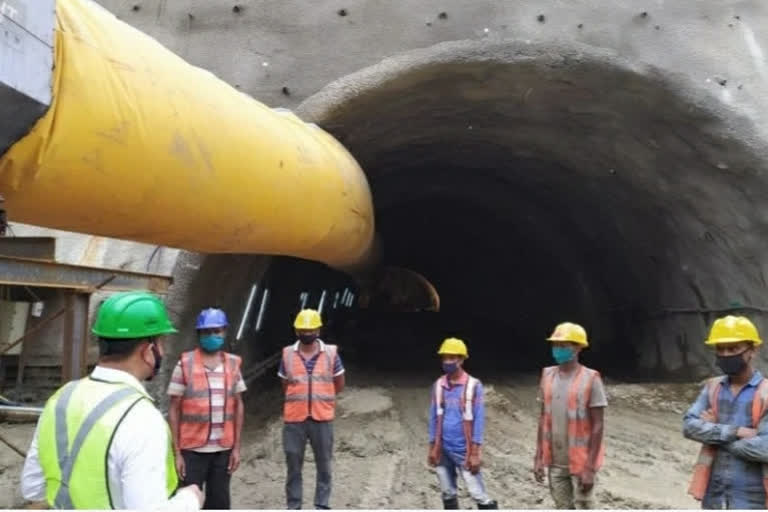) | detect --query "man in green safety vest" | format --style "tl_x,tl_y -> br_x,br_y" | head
20,291 -> 204,510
